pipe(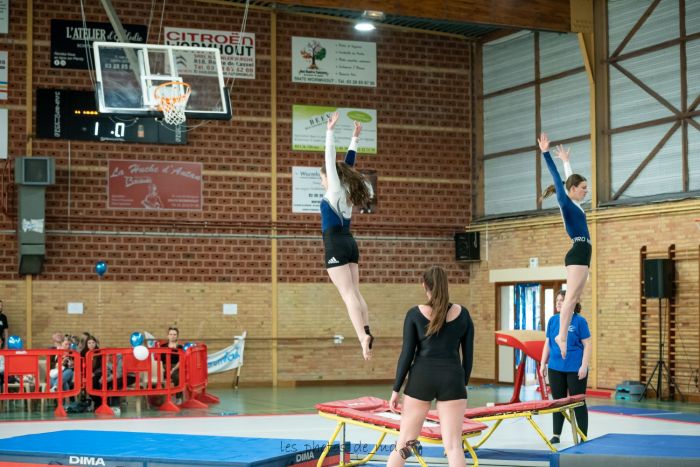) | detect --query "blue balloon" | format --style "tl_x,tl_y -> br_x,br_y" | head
183,342 -> 194,351
95,260 -> 107,277
7,335 -> 23,350
130,331 -> 144,347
